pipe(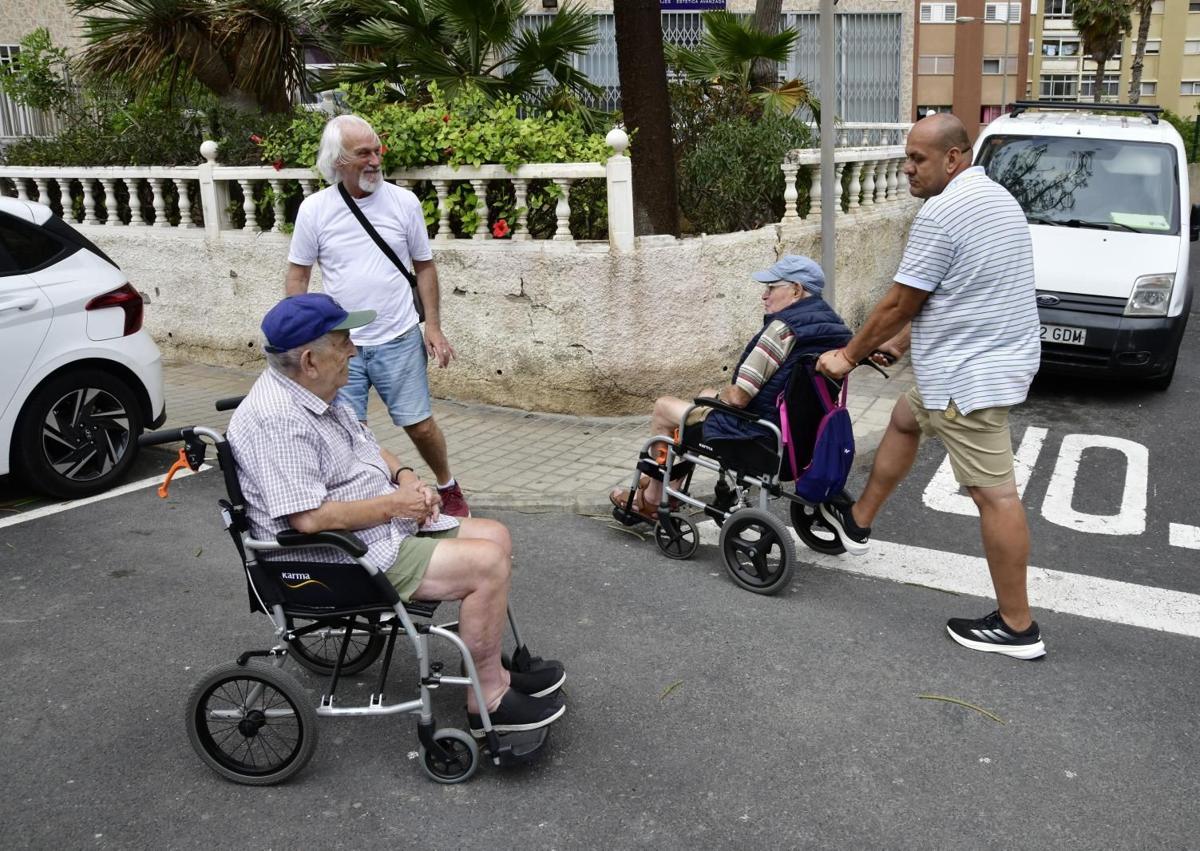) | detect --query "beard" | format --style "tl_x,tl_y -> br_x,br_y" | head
358,169 -> 382,194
